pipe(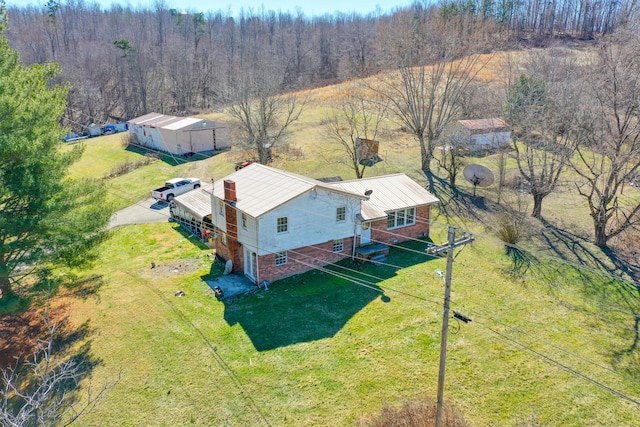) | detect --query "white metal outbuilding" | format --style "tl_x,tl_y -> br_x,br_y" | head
128,112 -> 229,155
